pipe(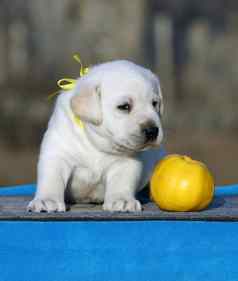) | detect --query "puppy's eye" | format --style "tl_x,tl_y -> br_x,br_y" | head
152,100 -> 158,108
117,102 -> 131,112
